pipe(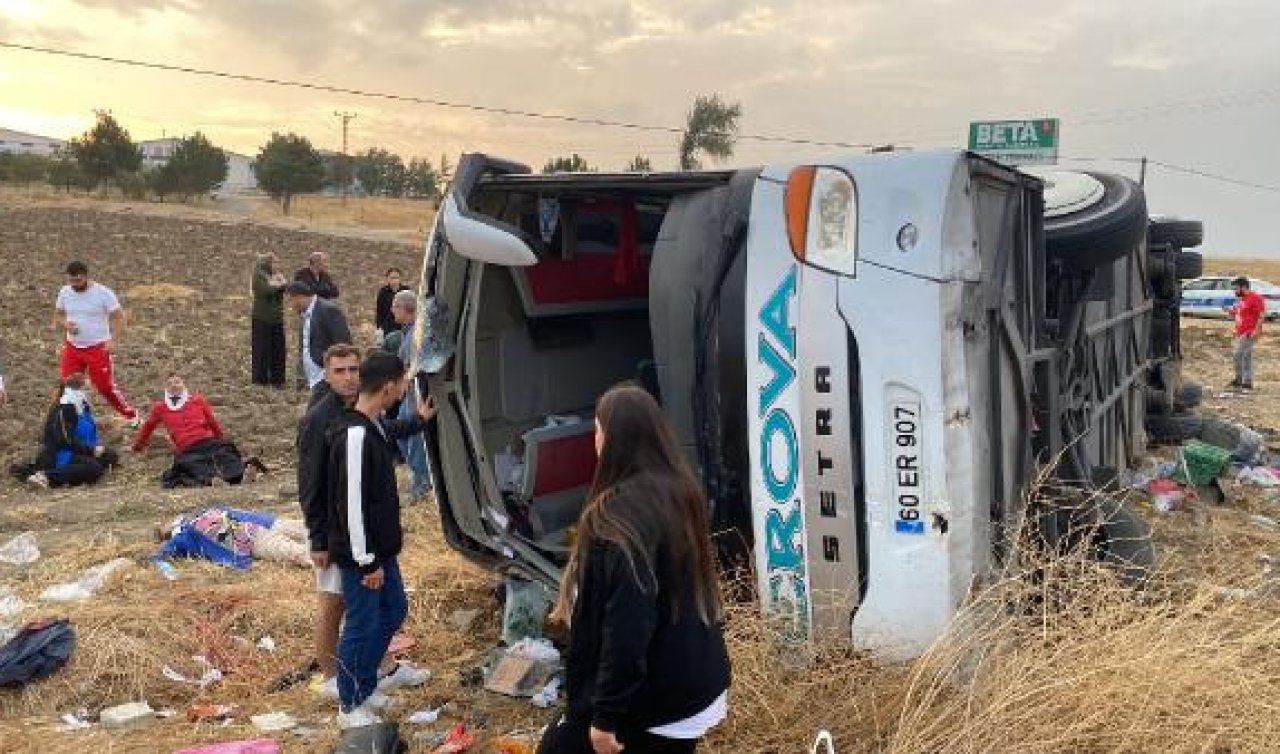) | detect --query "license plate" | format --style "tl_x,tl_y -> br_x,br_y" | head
889,401 -> 925,534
